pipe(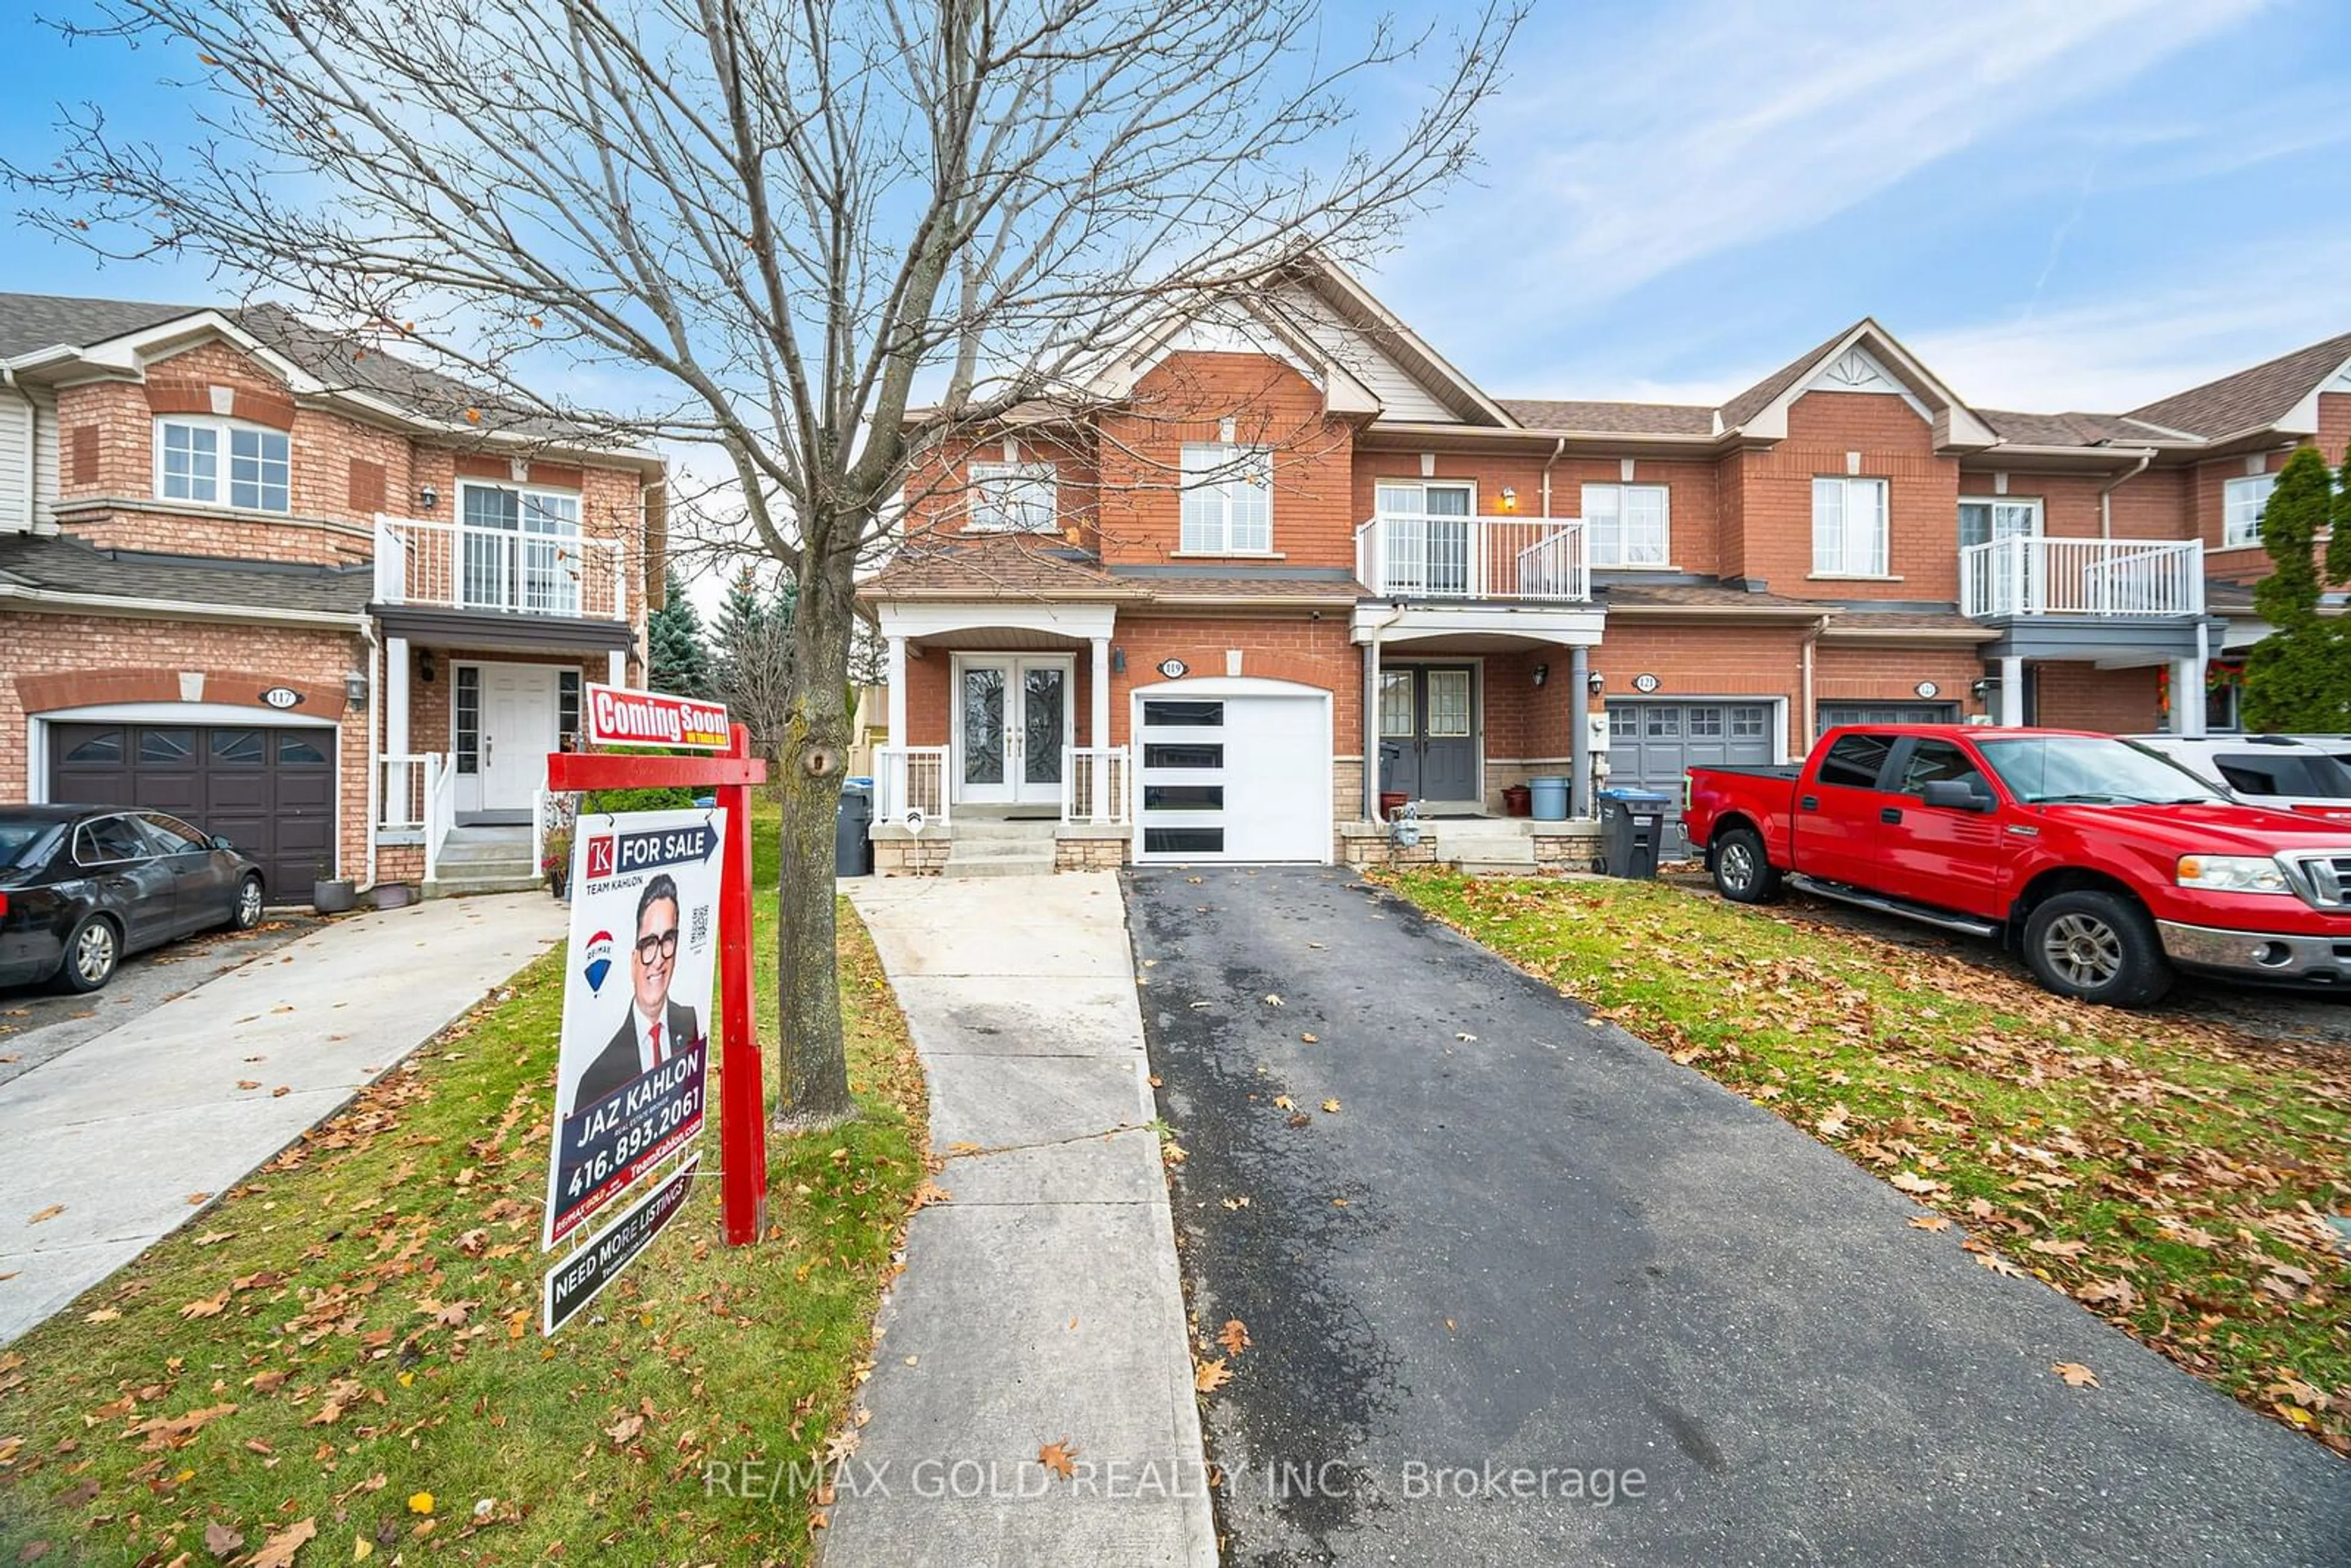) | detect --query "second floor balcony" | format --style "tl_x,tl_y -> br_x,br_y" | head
1355,513 -> 1590,604
1960,536 -> 2204,620
373,514 -> 626,621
